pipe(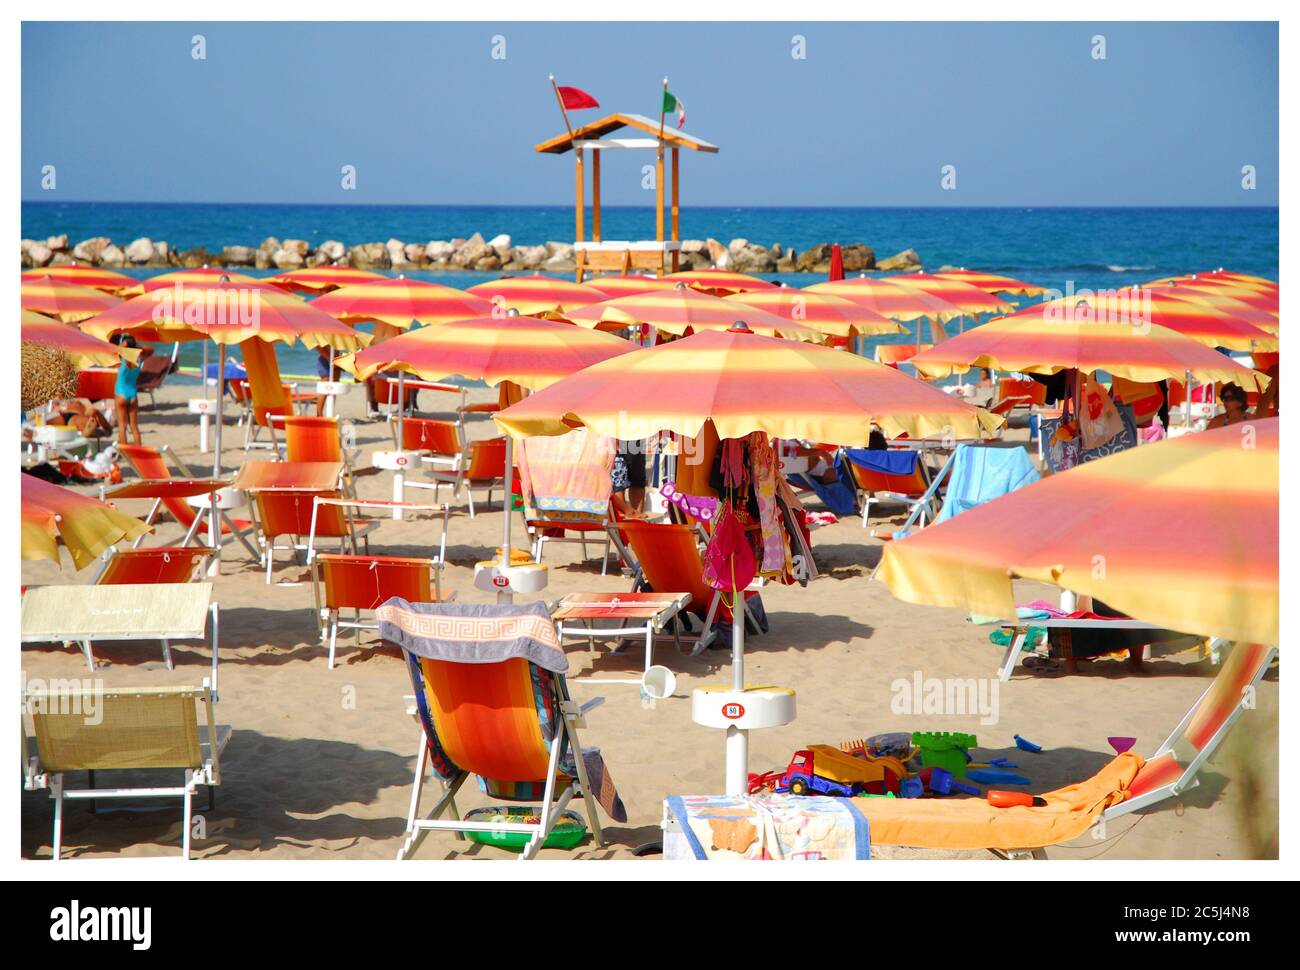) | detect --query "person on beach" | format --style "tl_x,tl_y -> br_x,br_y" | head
52,398 -> 113,438
111,333 -> 152,446
1207,383 -> 1251,429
